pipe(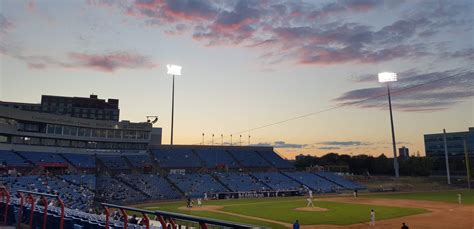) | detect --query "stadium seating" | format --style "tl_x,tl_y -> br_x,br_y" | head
215,172 -> 269,192
0,150 -> 31,167
194,147 -> 240,168
61,153 -> 96,168
124,154 -> 153,168
0,175 -> 95,211
96,176 -> 147,203
97,155 -> 130,170
152,147 -> 202,168
252,172 -> 301,190
168,173 -> 228,197
284,171 -> 341,193
17,151 -> 67,165
116,174 -> 181,200
256,149 -> 293,168
227,148 -> 271,168
315,172 -> 364,190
